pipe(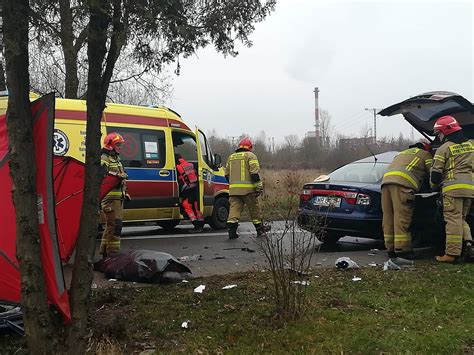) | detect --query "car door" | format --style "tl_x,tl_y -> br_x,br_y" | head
195,128 -> 217,216
379,91 -> 474,139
